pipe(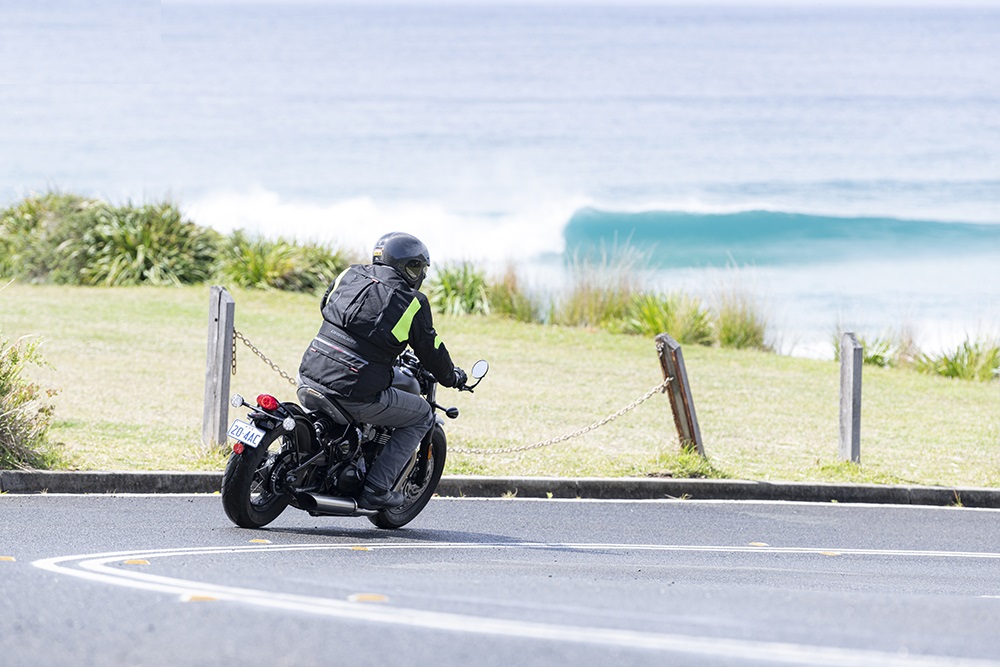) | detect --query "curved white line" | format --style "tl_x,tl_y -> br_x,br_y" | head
33,542 -> 1000,667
